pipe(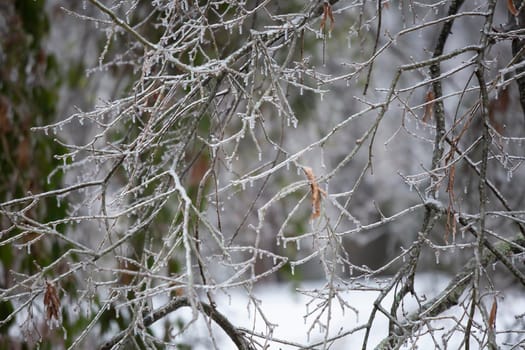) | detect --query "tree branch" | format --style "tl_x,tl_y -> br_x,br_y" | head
100,297 -> 254,350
